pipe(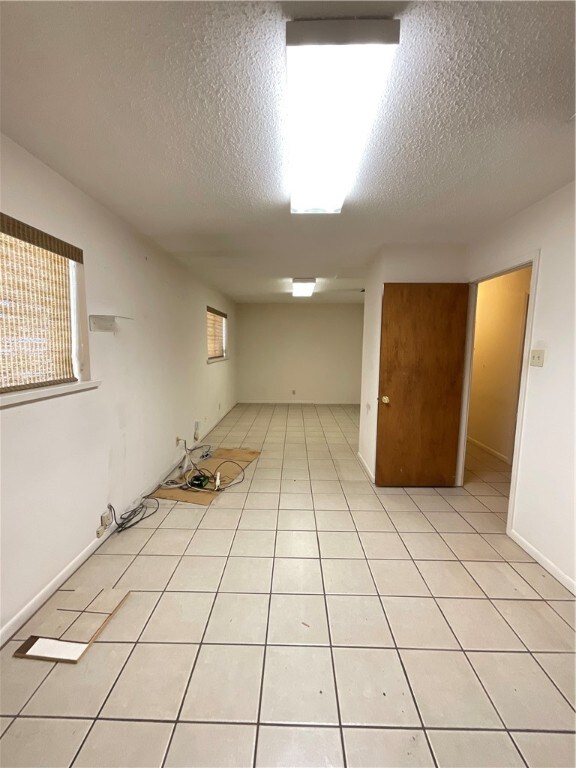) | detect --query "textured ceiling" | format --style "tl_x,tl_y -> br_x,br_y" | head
1,1 -> 574,302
